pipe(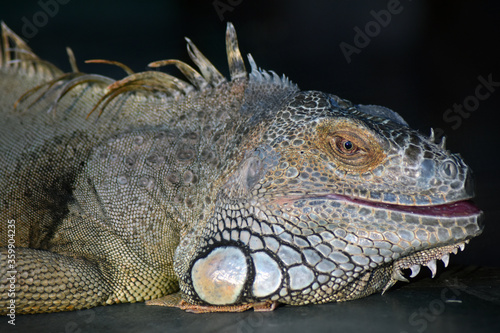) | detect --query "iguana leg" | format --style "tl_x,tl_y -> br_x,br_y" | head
0,247 -> 112,314
146,292 -> 279,313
